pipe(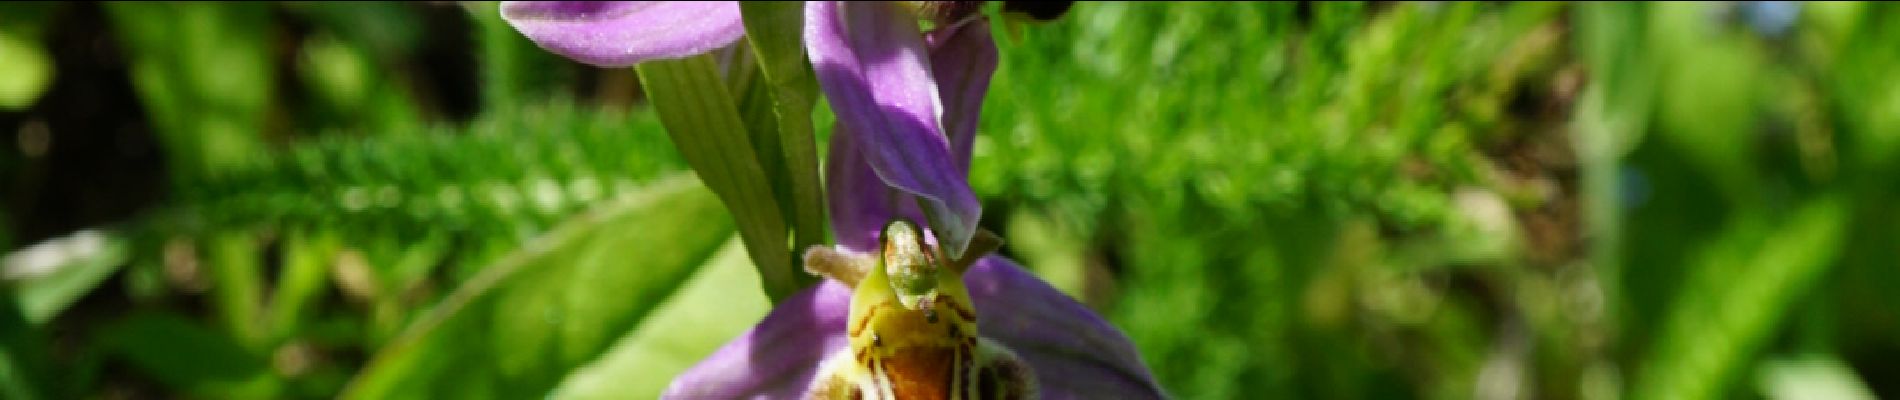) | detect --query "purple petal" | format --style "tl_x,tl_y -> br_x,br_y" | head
926,17 -> 999,175
826,125 -> 930,252
661,280 -> 854,399
665,256 -> 1166,398
967,256 -> 1168,399
499,1 -> 745,67
806,1 -> 982,257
